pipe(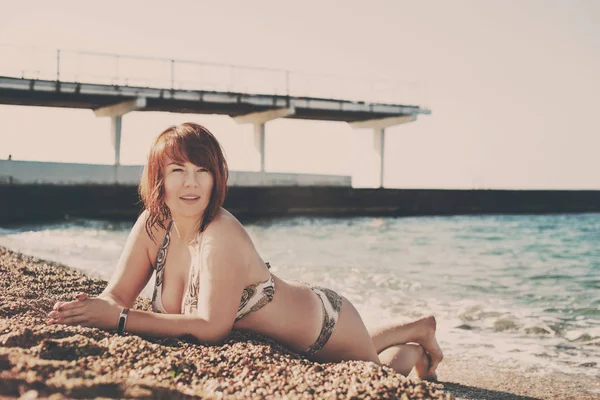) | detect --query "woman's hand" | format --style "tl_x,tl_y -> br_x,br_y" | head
47,292 -> 122,331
